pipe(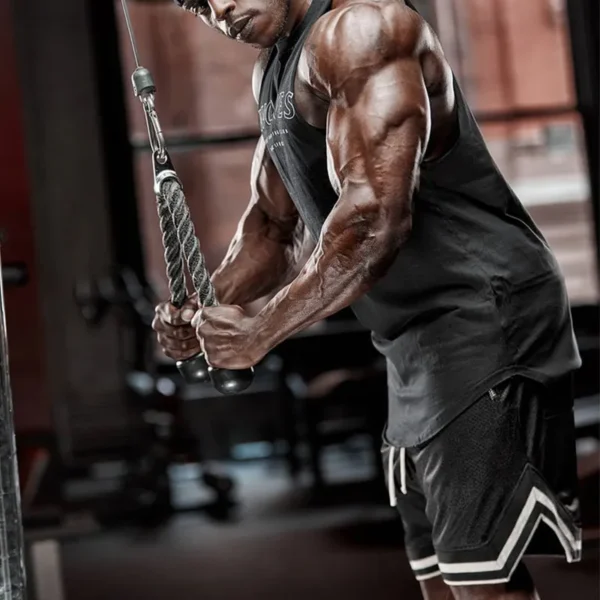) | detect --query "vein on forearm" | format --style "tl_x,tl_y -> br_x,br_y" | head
257,182 -> 413,345
212,209 -> 306,305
